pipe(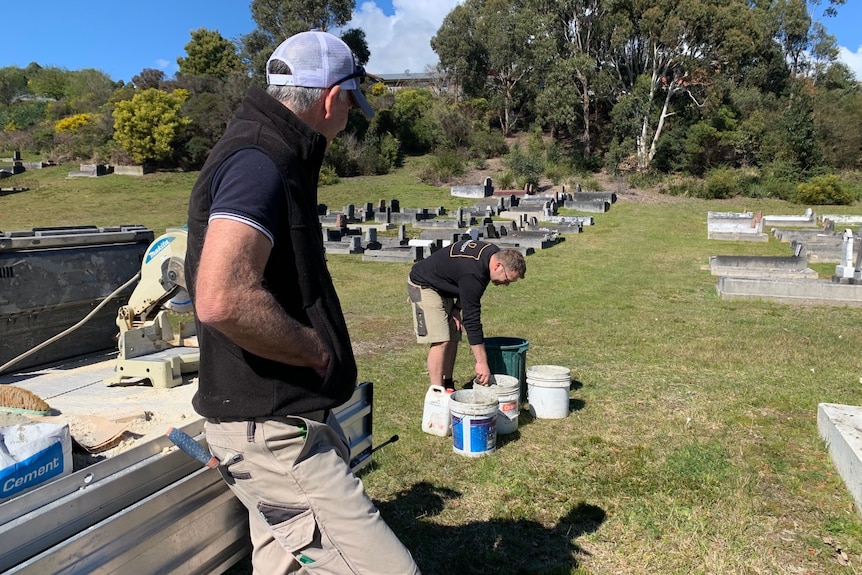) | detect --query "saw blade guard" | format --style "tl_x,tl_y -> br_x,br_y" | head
128,228 -> 193,319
